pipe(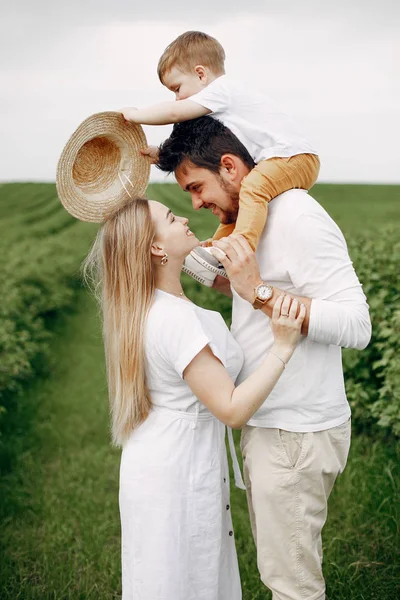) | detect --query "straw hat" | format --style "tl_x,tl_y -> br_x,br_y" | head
56,111 -> 150,223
